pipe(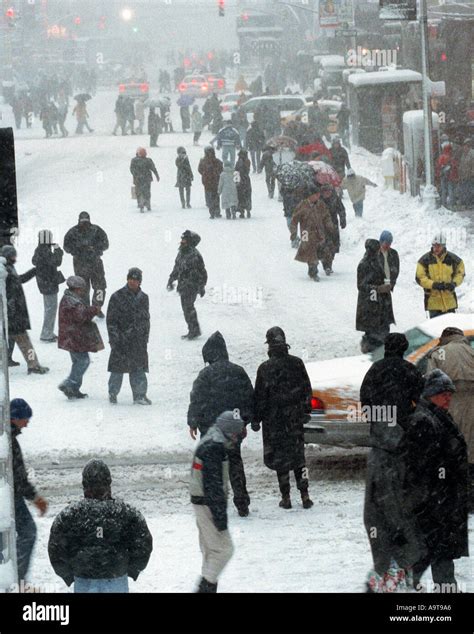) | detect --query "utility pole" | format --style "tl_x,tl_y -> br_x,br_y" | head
0,256 -> 17,593
420,0 -> 437,208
